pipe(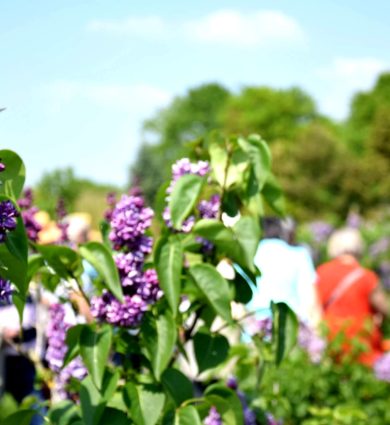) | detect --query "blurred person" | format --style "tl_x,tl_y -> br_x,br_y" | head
247,217 -> 319,327
0,294 -> 37,403
316,227 -> 389,366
